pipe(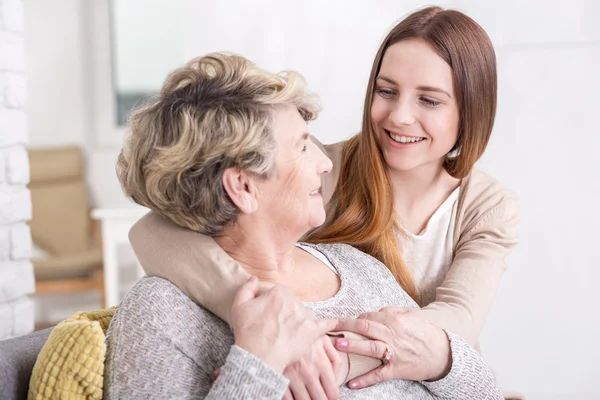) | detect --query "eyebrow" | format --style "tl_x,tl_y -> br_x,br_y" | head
297,132 -> 309,145
376,76 -> 453,99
